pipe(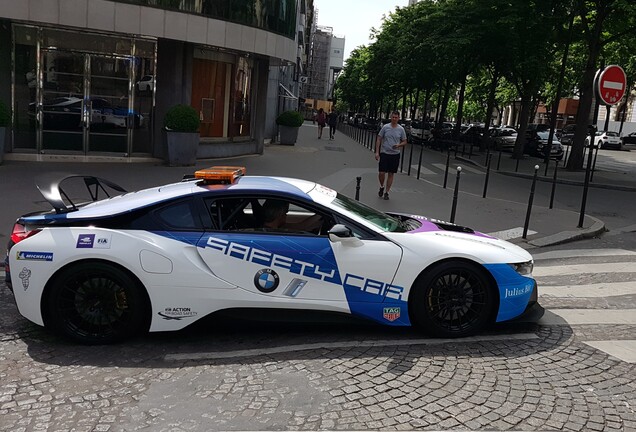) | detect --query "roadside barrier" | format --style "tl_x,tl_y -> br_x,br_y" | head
482,153 -> 493,198
523,165 -> 540,239
550,160 -> 559,209
443,150 -> 451,188
450,166 -> 462,223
